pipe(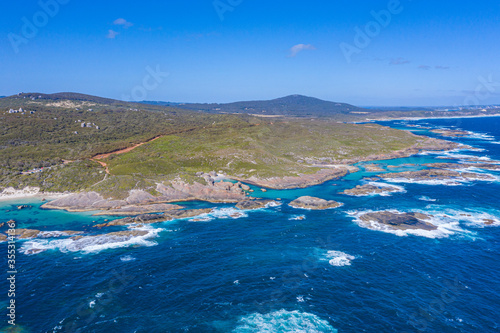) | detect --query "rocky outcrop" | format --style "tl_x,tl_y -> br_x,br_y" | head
41,191 -> 131,212
424,163 -> 500,171
42,181 -> 248,212
289,196 -> 342,210
378,169 -> 495,182
235,168 -> 350,190
4,228 -> 83,240
340,184 -> 402,196
364,164 -> 385,172
155,180 -> 247,203
9,229 -> 41,239
236,199 -> 280,210
359,211 -> 437,231
94,208 -> 213,227
430,129 -> 469,137
93,203 -> 183,216
71,230 -> 149,241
